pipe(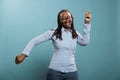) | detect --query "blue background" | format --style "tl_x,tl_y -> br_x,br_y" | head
0,0 -> 120,80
